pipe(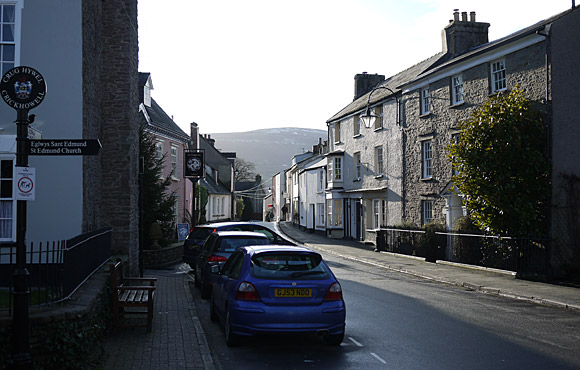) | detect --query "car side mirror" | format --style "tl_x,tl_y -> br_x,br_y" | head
210,264 -> 221,274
